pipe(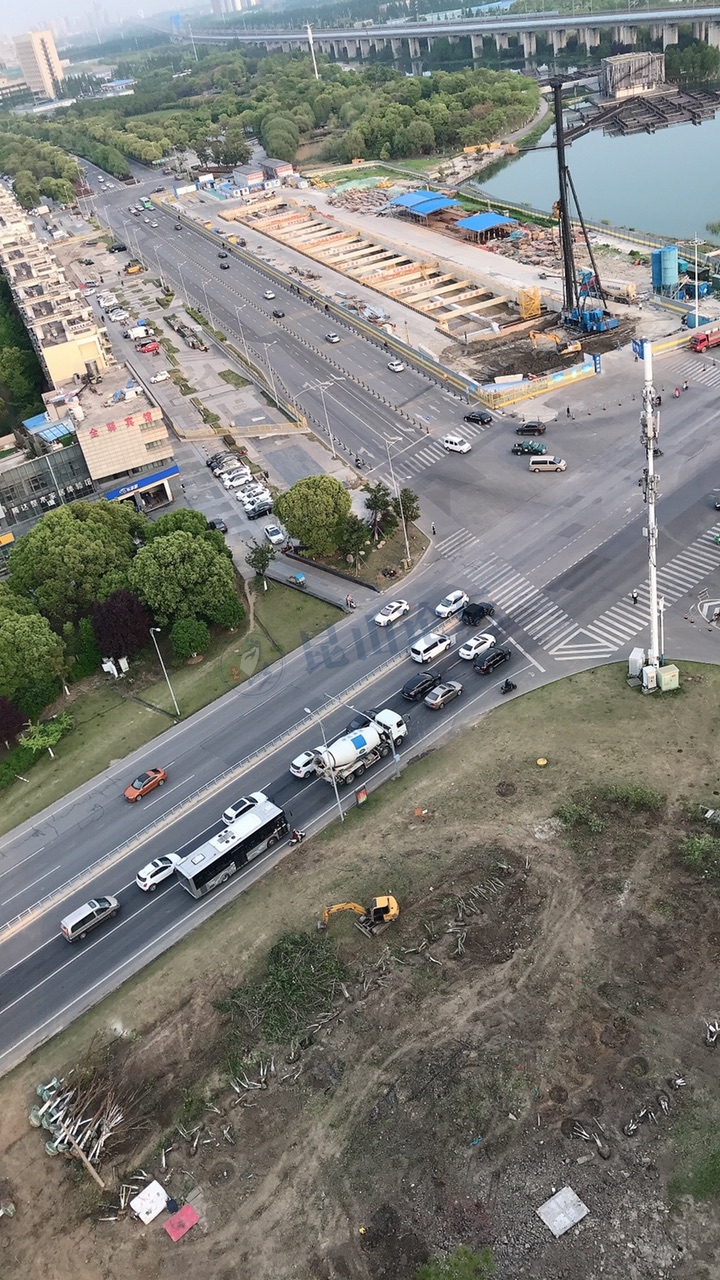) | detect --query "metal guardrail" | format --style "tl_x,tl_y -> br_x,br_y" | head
0,647 -> 410,941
